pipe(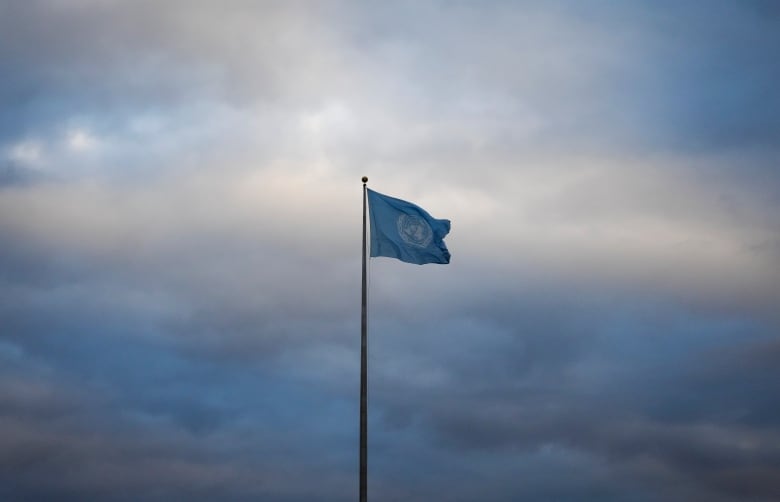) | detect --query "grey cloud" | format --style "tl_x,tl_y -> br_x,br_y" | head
359,288 -> 780,500
1,1 -> 779,500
